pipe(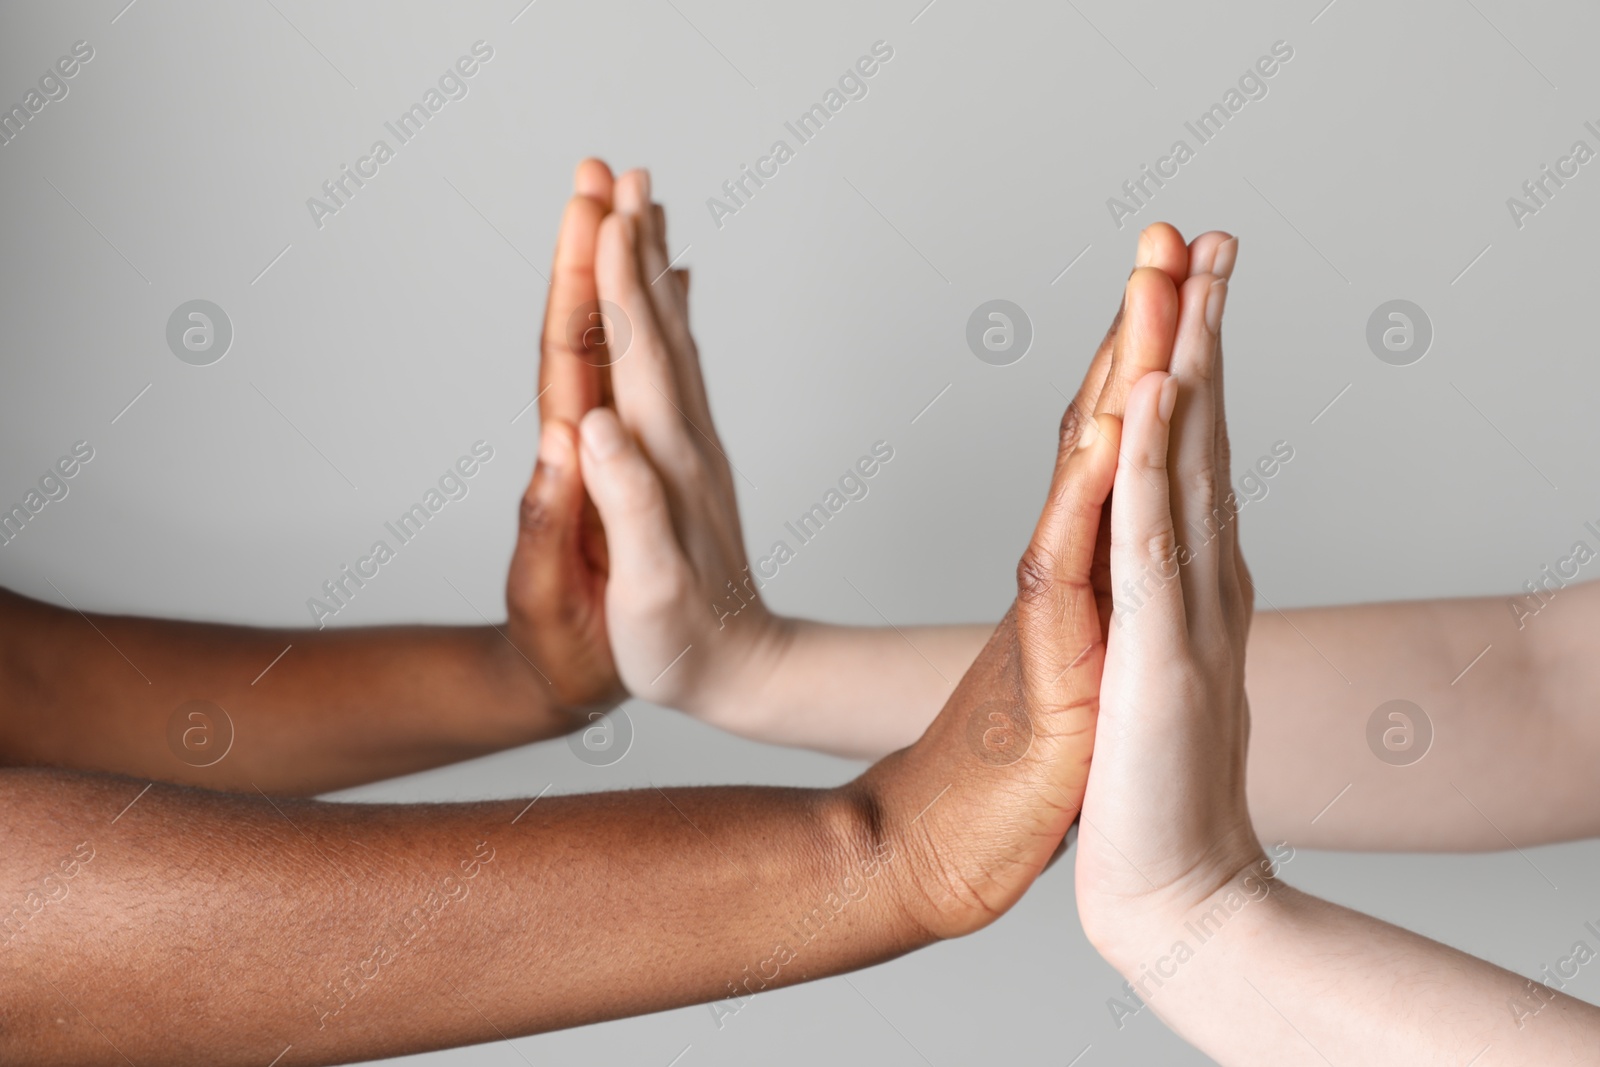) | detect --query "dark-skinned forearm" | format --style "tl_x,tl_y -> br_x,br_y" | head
0,768 -> 927,1067
3,584 -> 1077,1067
0,589 -> 581,794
